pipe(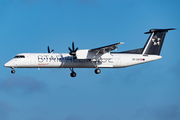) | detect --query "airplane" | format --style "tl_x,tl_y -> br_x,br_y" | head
4,28 -> 175,77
